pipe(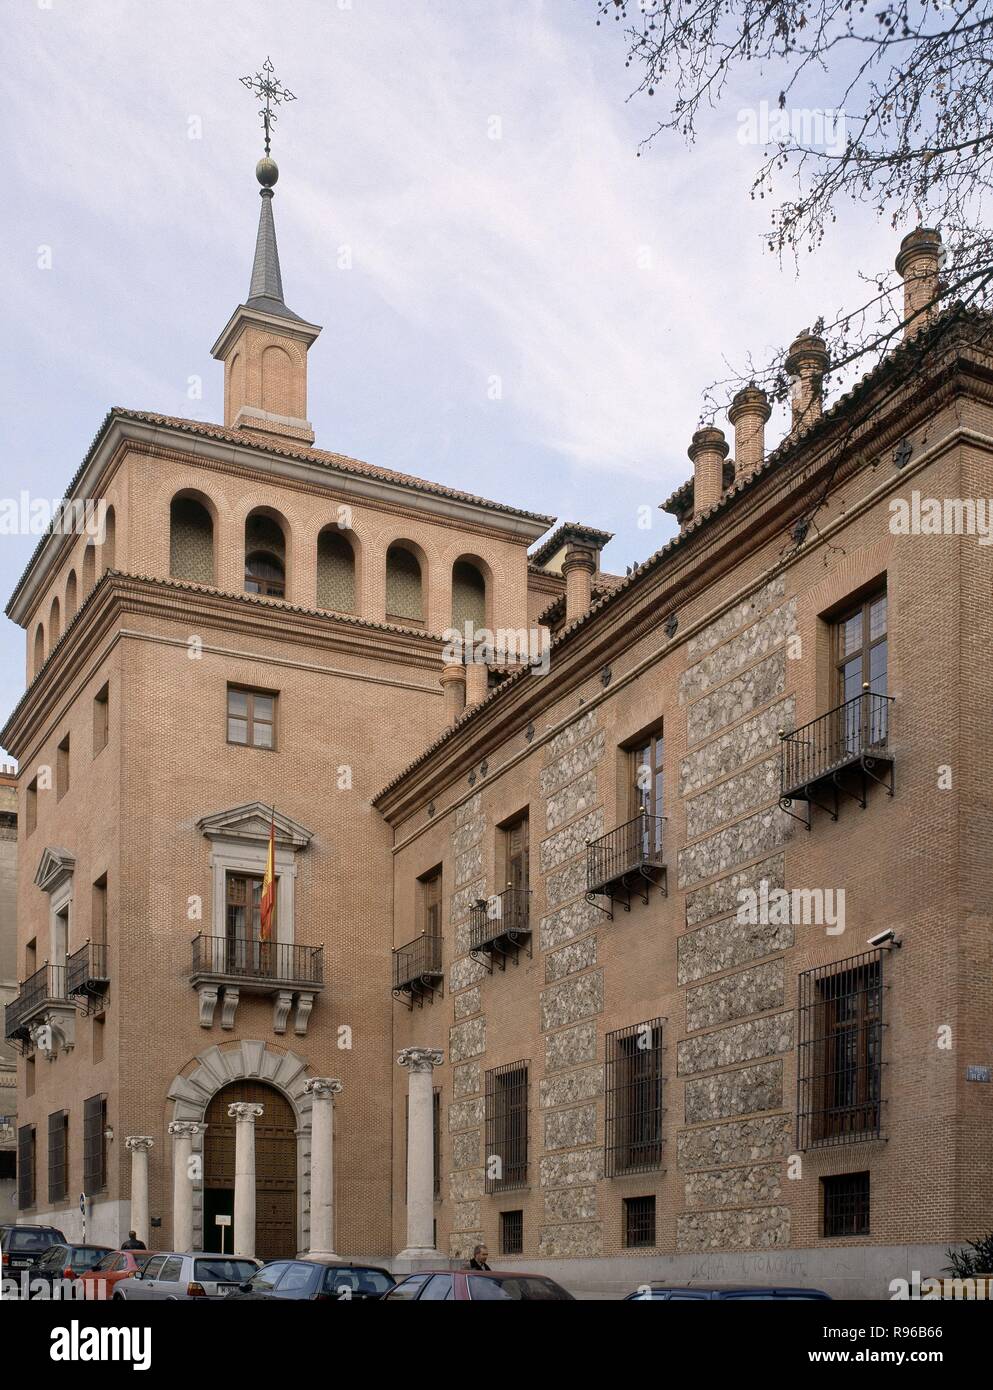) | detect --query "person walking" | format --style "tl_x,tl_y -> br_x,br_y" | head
467,1244 -> 490,1271
121,1230 -> 146,1251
